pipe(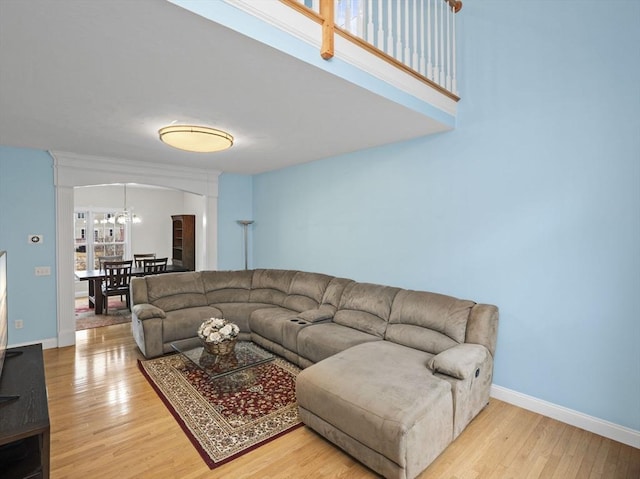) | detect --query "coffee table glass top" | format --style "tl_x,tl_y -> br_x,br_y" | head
171,339 -> 274,379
